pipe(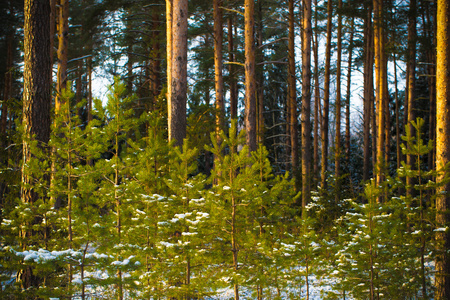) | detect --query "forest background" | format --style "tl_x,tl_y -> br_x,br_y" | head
1,0 -> 450,299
